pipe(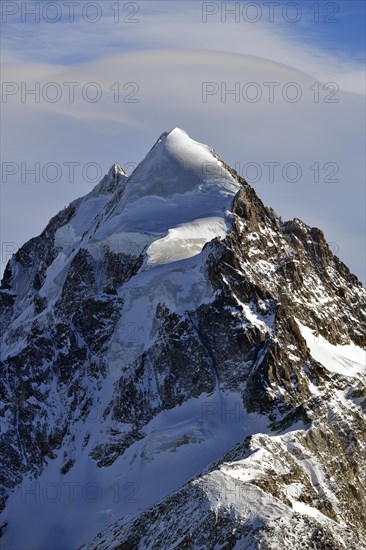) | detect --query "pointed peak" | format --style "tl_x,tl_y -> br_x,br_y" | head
108,163 -> 128,179
90,164 -> 128,197
154,127 -> 190,147
116,128 -> 242,208
167,127 -> 189,138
